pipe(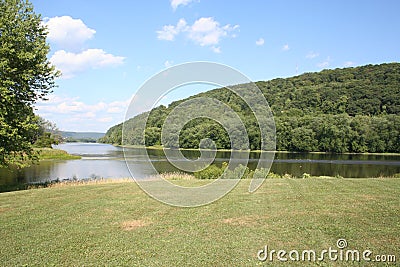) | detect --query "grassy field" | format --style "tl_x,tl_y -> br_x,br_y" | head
35,148 -> 81,160
0,178 -> 398,266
